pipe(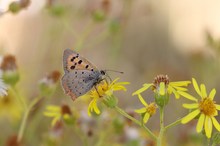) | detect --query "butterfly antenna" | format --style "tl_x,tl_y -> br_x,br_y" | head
104,69 -> 124,74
